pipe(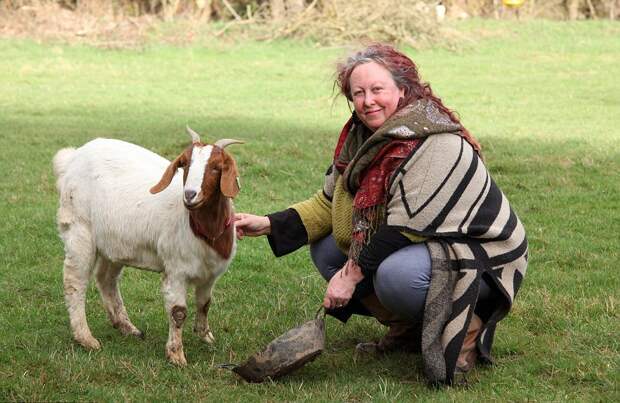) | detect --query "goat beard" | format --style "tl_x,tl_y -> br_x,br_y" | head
188,191 -> 232,241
